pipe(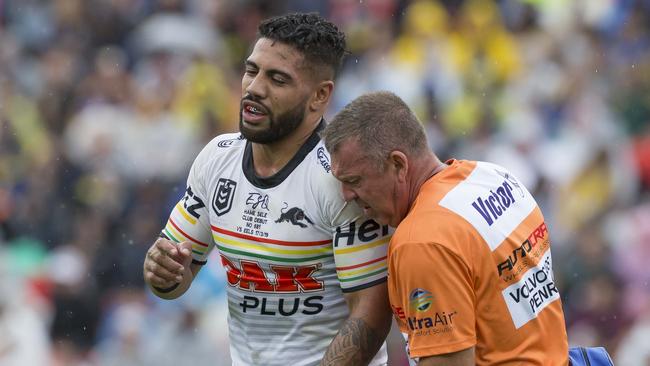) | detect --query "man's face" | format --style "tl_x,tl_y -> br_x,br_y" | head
240,38 -> 312,143
331,140 -> 403,227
